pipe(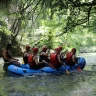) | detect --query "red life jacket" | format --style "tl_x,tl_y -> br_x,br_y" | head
49,53 -> 59,68
65,52 -> 74,65
28,55 -> 35,67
